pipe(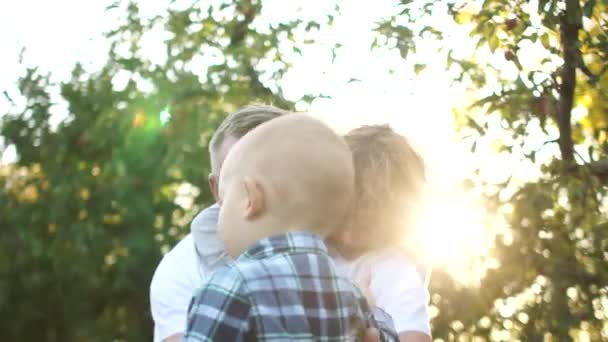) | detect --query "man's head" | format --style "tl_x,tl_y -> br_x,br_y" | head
332,125 -> 426,255
217,114 -> 355,258
208,105 -> 288,201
